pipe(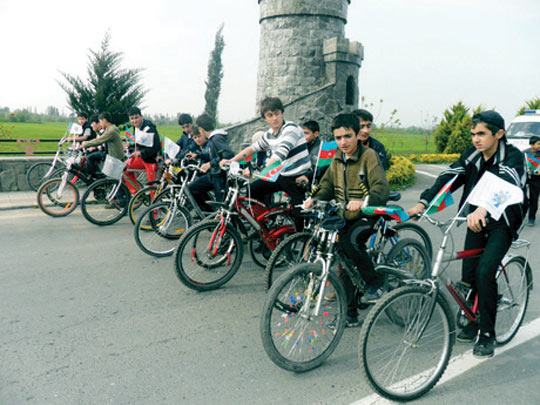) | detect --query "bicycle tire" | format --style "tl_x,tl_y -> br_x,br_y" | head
80,178 -> 130,226
494,256 -> 531,345
36,177 -> 79,217
174,219 -> 244,291
26,161 -> 62,191
264,231 -> 316,290
384,238 -> 431,286
128,184 -> 160,226
260,263 -> 347,372
393,222 -> 433,260
134,202 -> 192,257
359,285 -> 455,401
